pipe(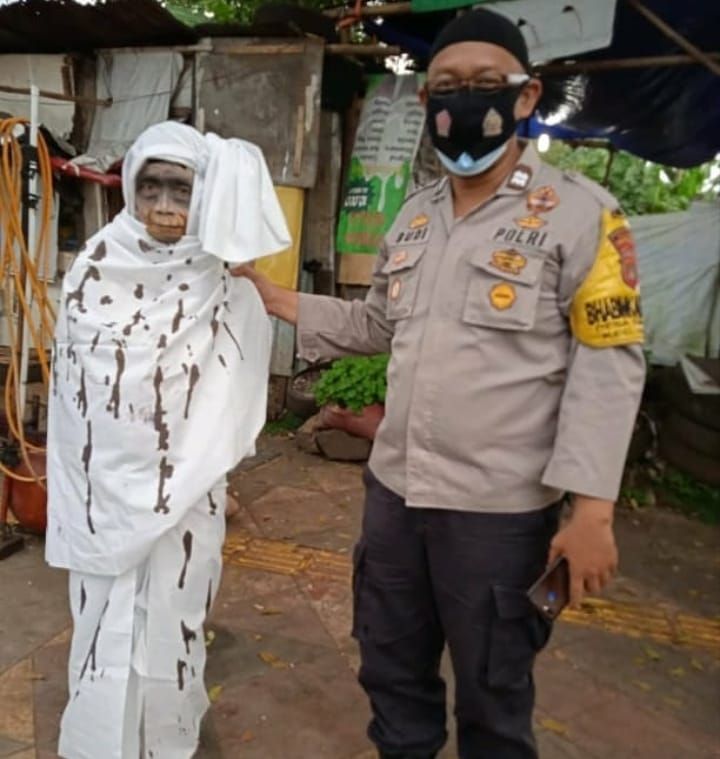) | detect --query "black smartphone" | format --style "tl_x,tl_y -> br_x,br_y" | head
527,556 -> 570,620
